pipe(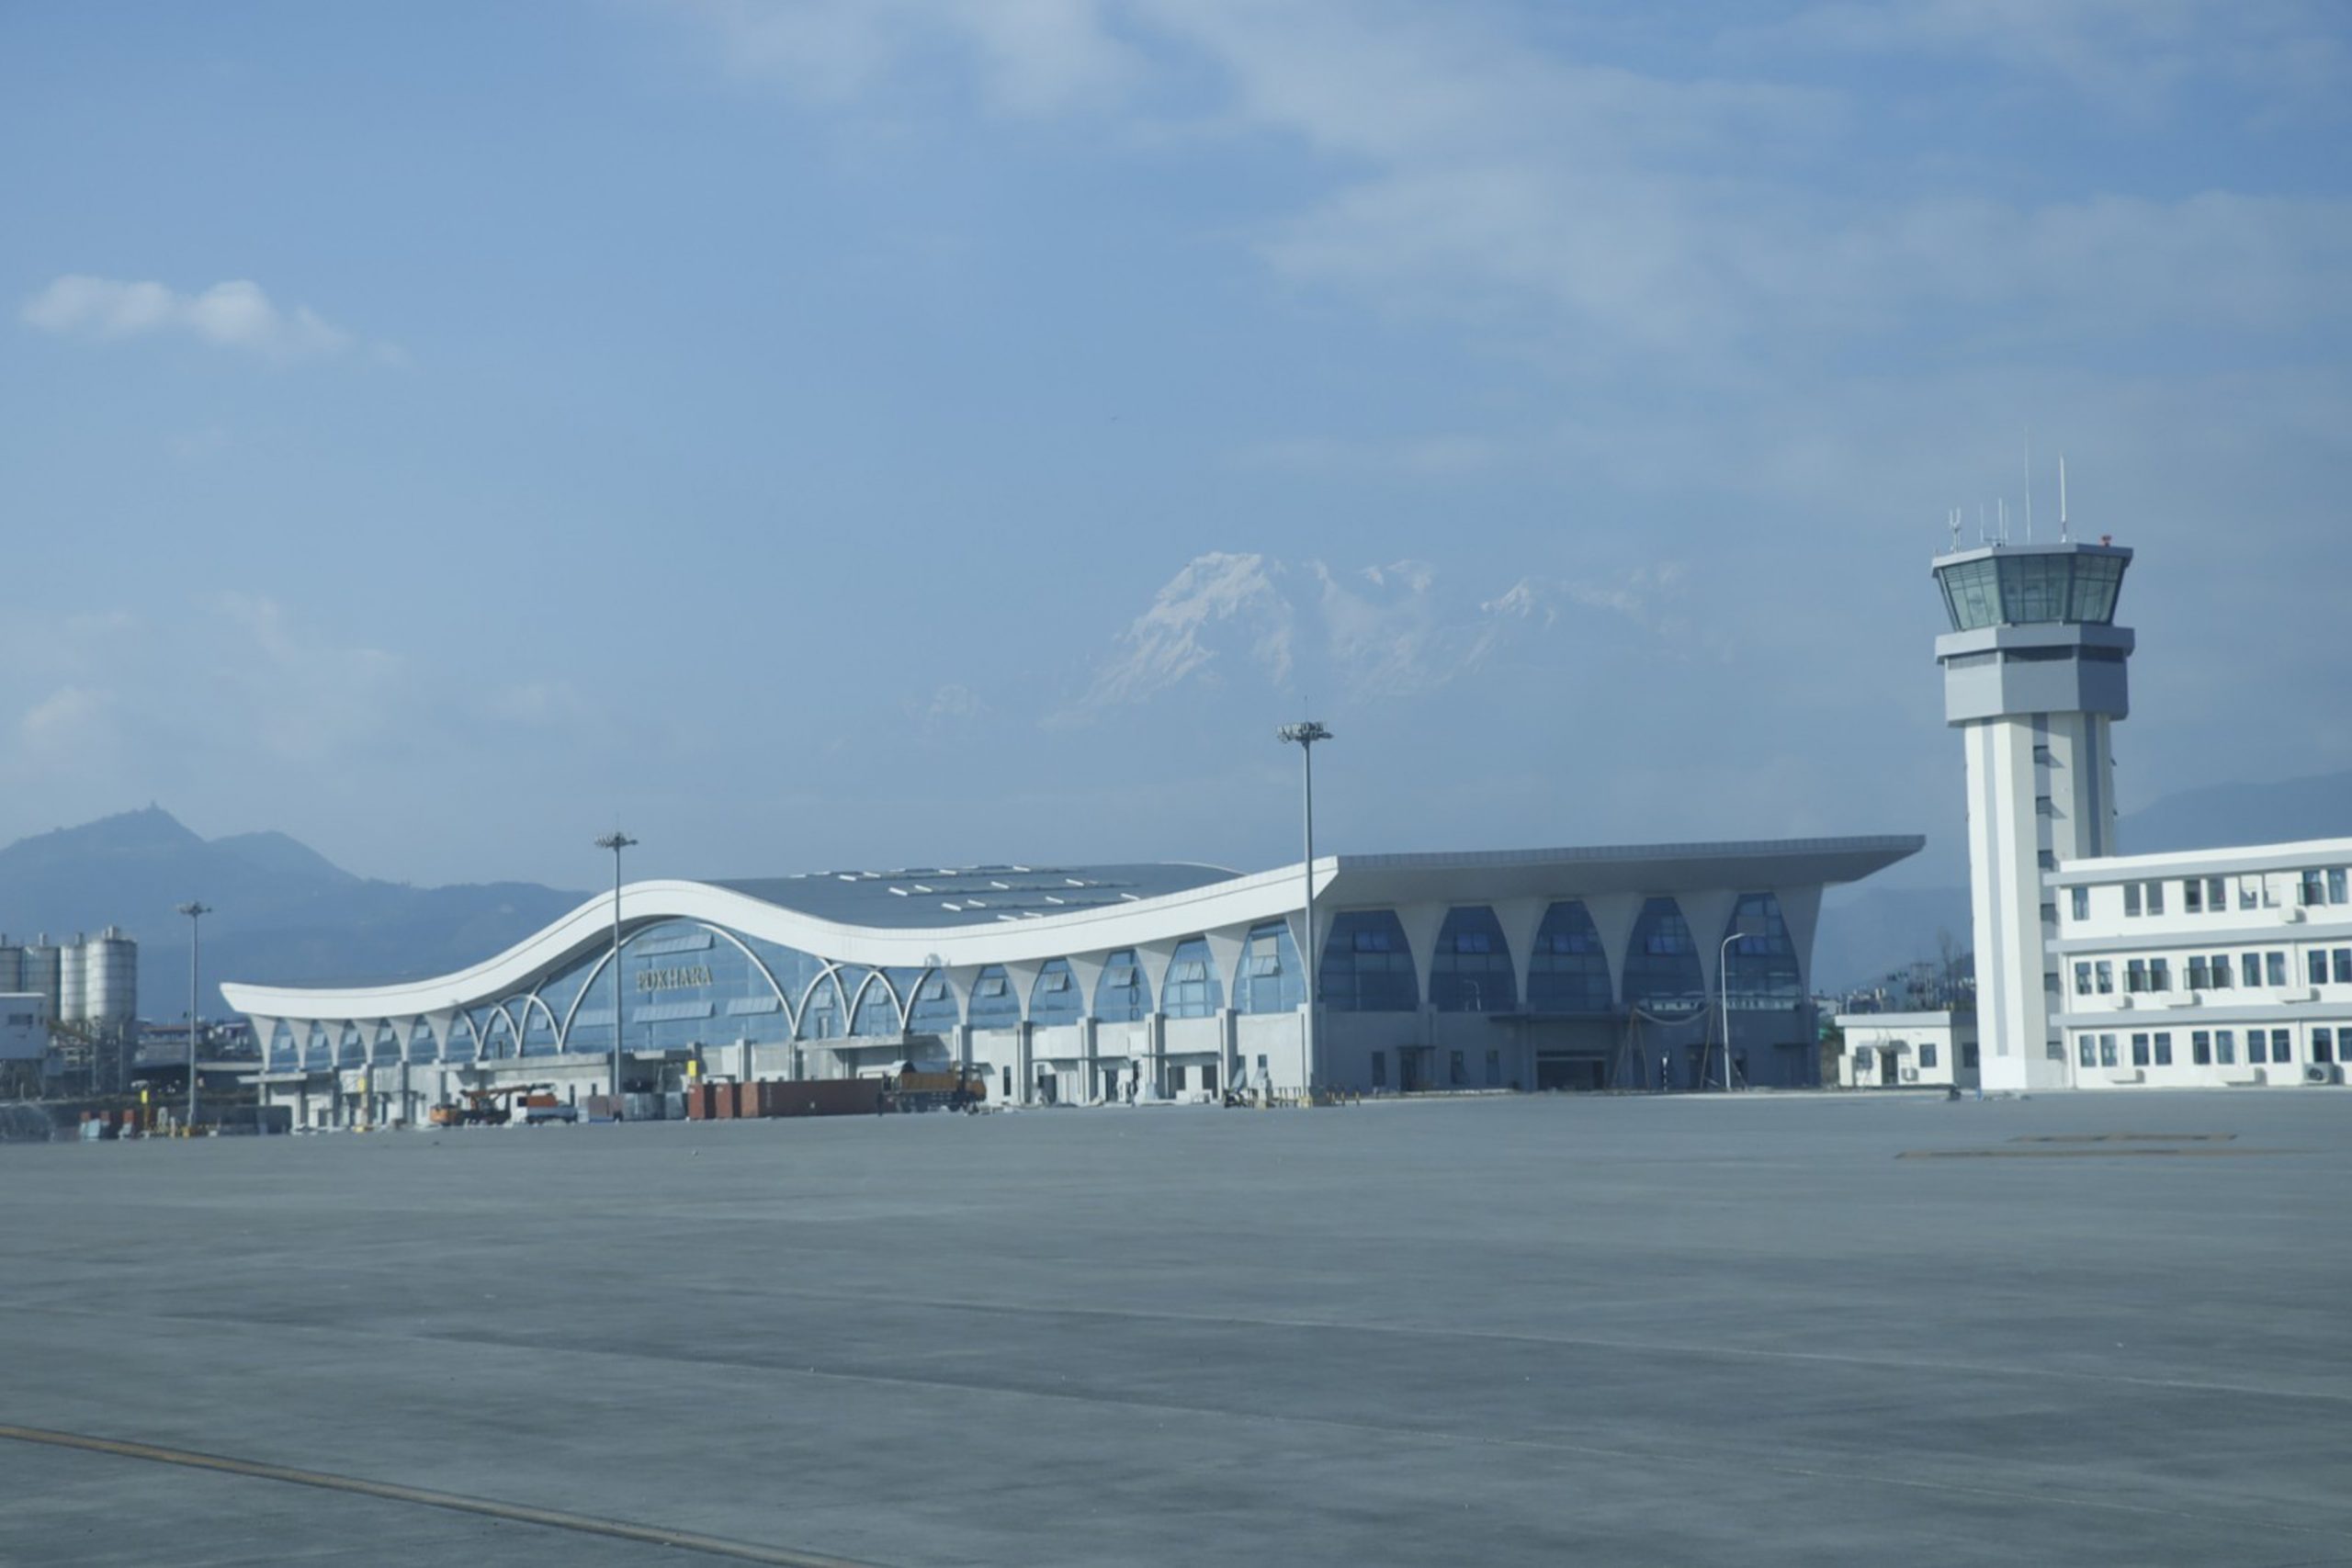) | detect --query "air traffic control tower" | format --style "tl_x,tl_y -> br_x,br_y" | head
1933,538 -> 2133,1090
